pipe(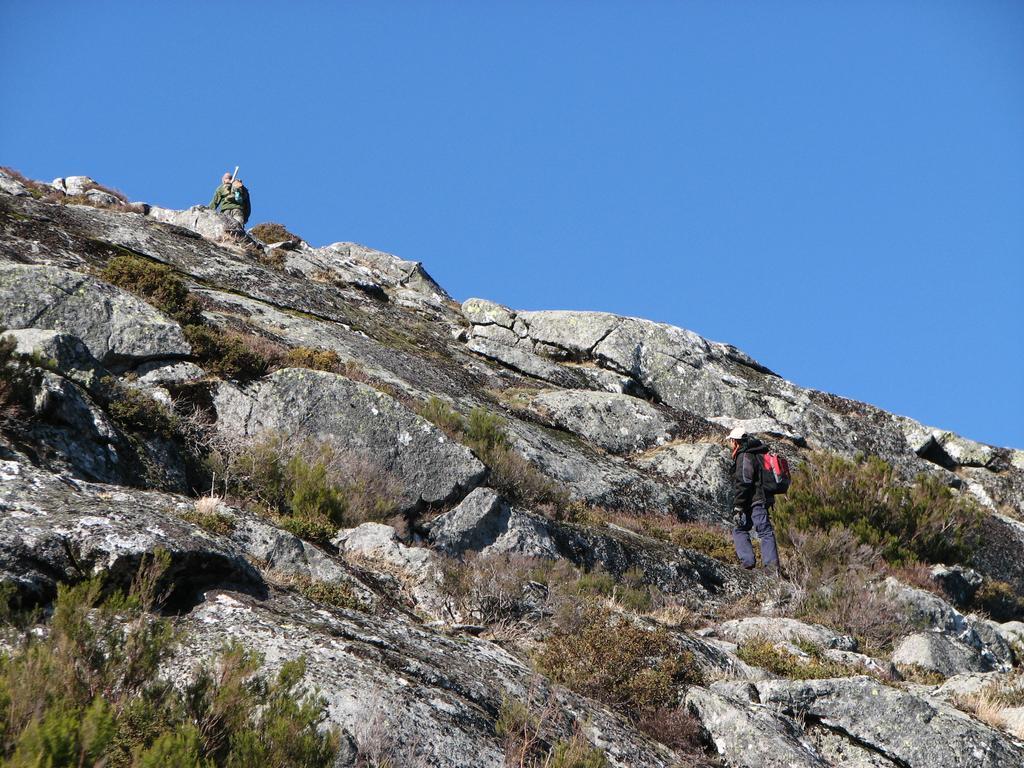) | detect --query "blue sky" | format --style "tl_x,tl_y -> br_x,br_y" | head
2,1 -> 1022,448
